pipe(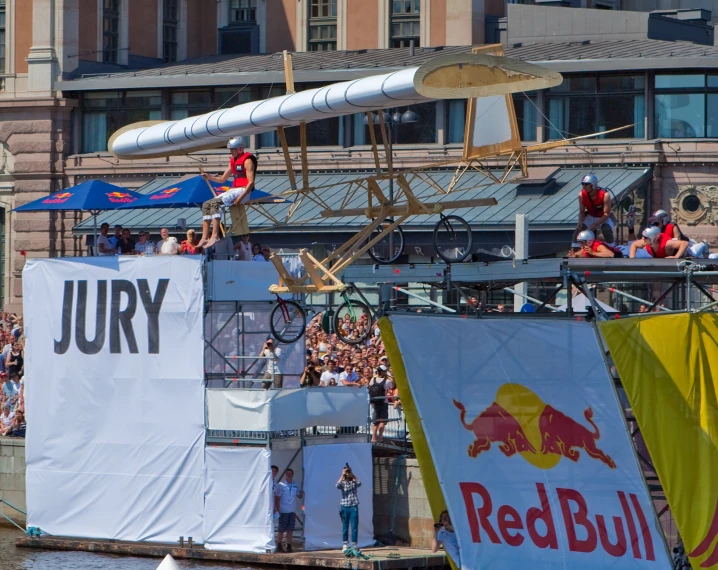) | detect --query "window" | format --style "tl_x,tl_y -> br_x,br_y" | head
514,95 -> 537,142
170,91 -> 211,120
103,0 -> 120,64
230,0 -> 256,23
352,103 -> 437,146
82,91 -> 161,153
655,74 -> 718,138
308,0 -> 337,52
447,100 -> 466,144
390,0 -> 420,48
0,0 -> 5,73
546,74 -> 645,140
163,0 -> 178,64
